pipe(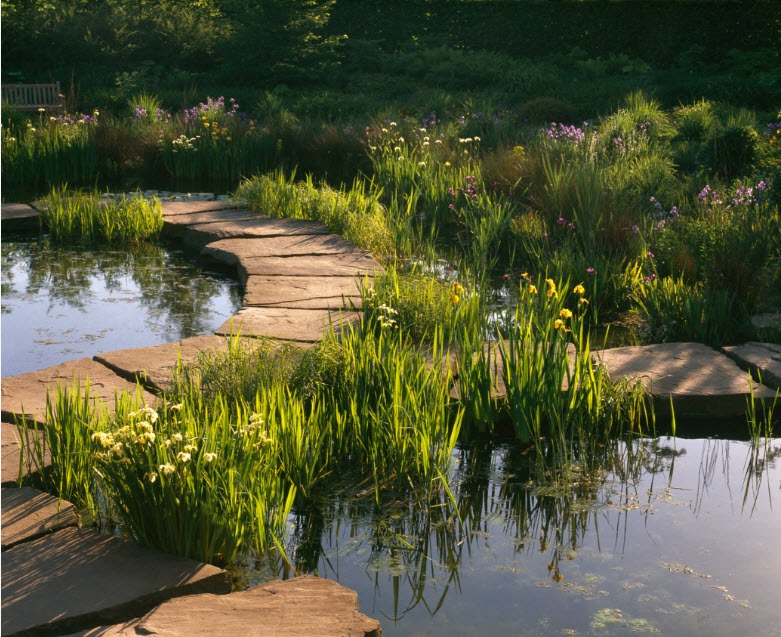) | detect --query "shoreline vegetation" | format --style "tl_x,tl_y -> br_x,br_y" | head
4,0 -> 780,574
